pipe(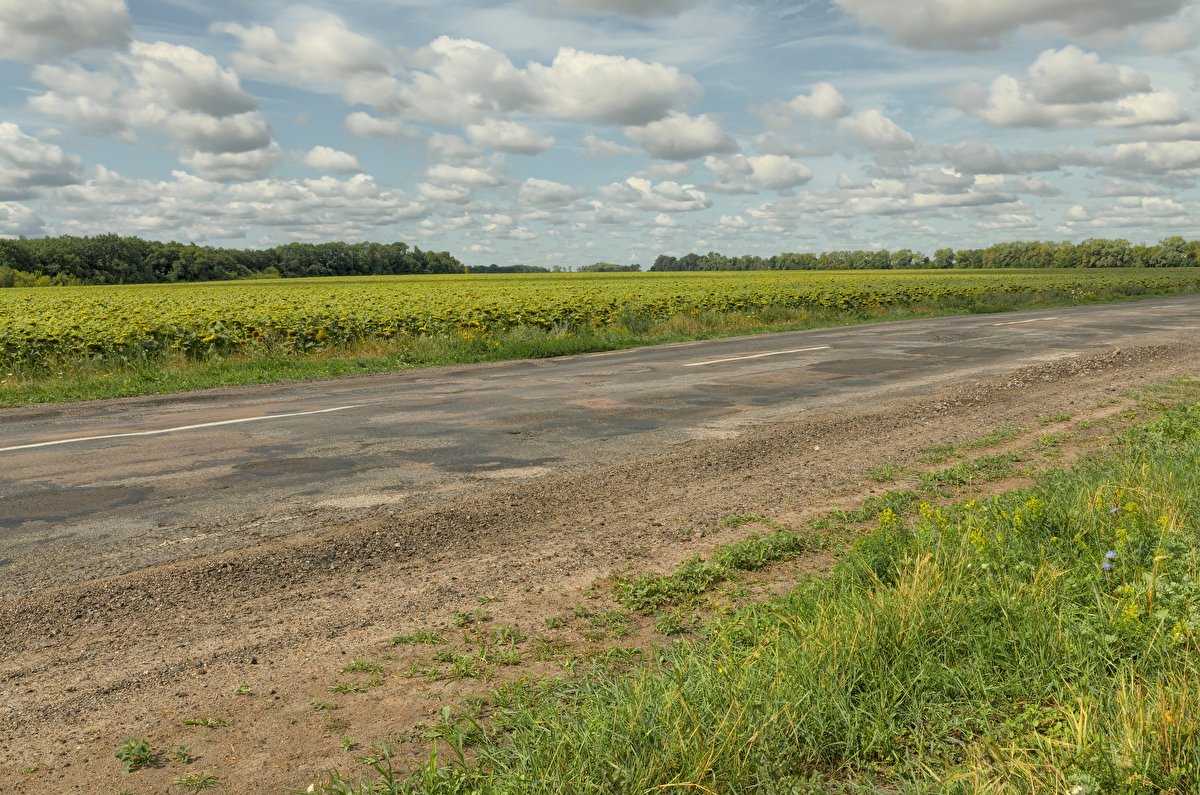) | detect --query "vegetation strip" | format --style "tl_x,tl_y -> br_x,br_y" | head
4,268 -> 1199,406
311,396 -> 1200,793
